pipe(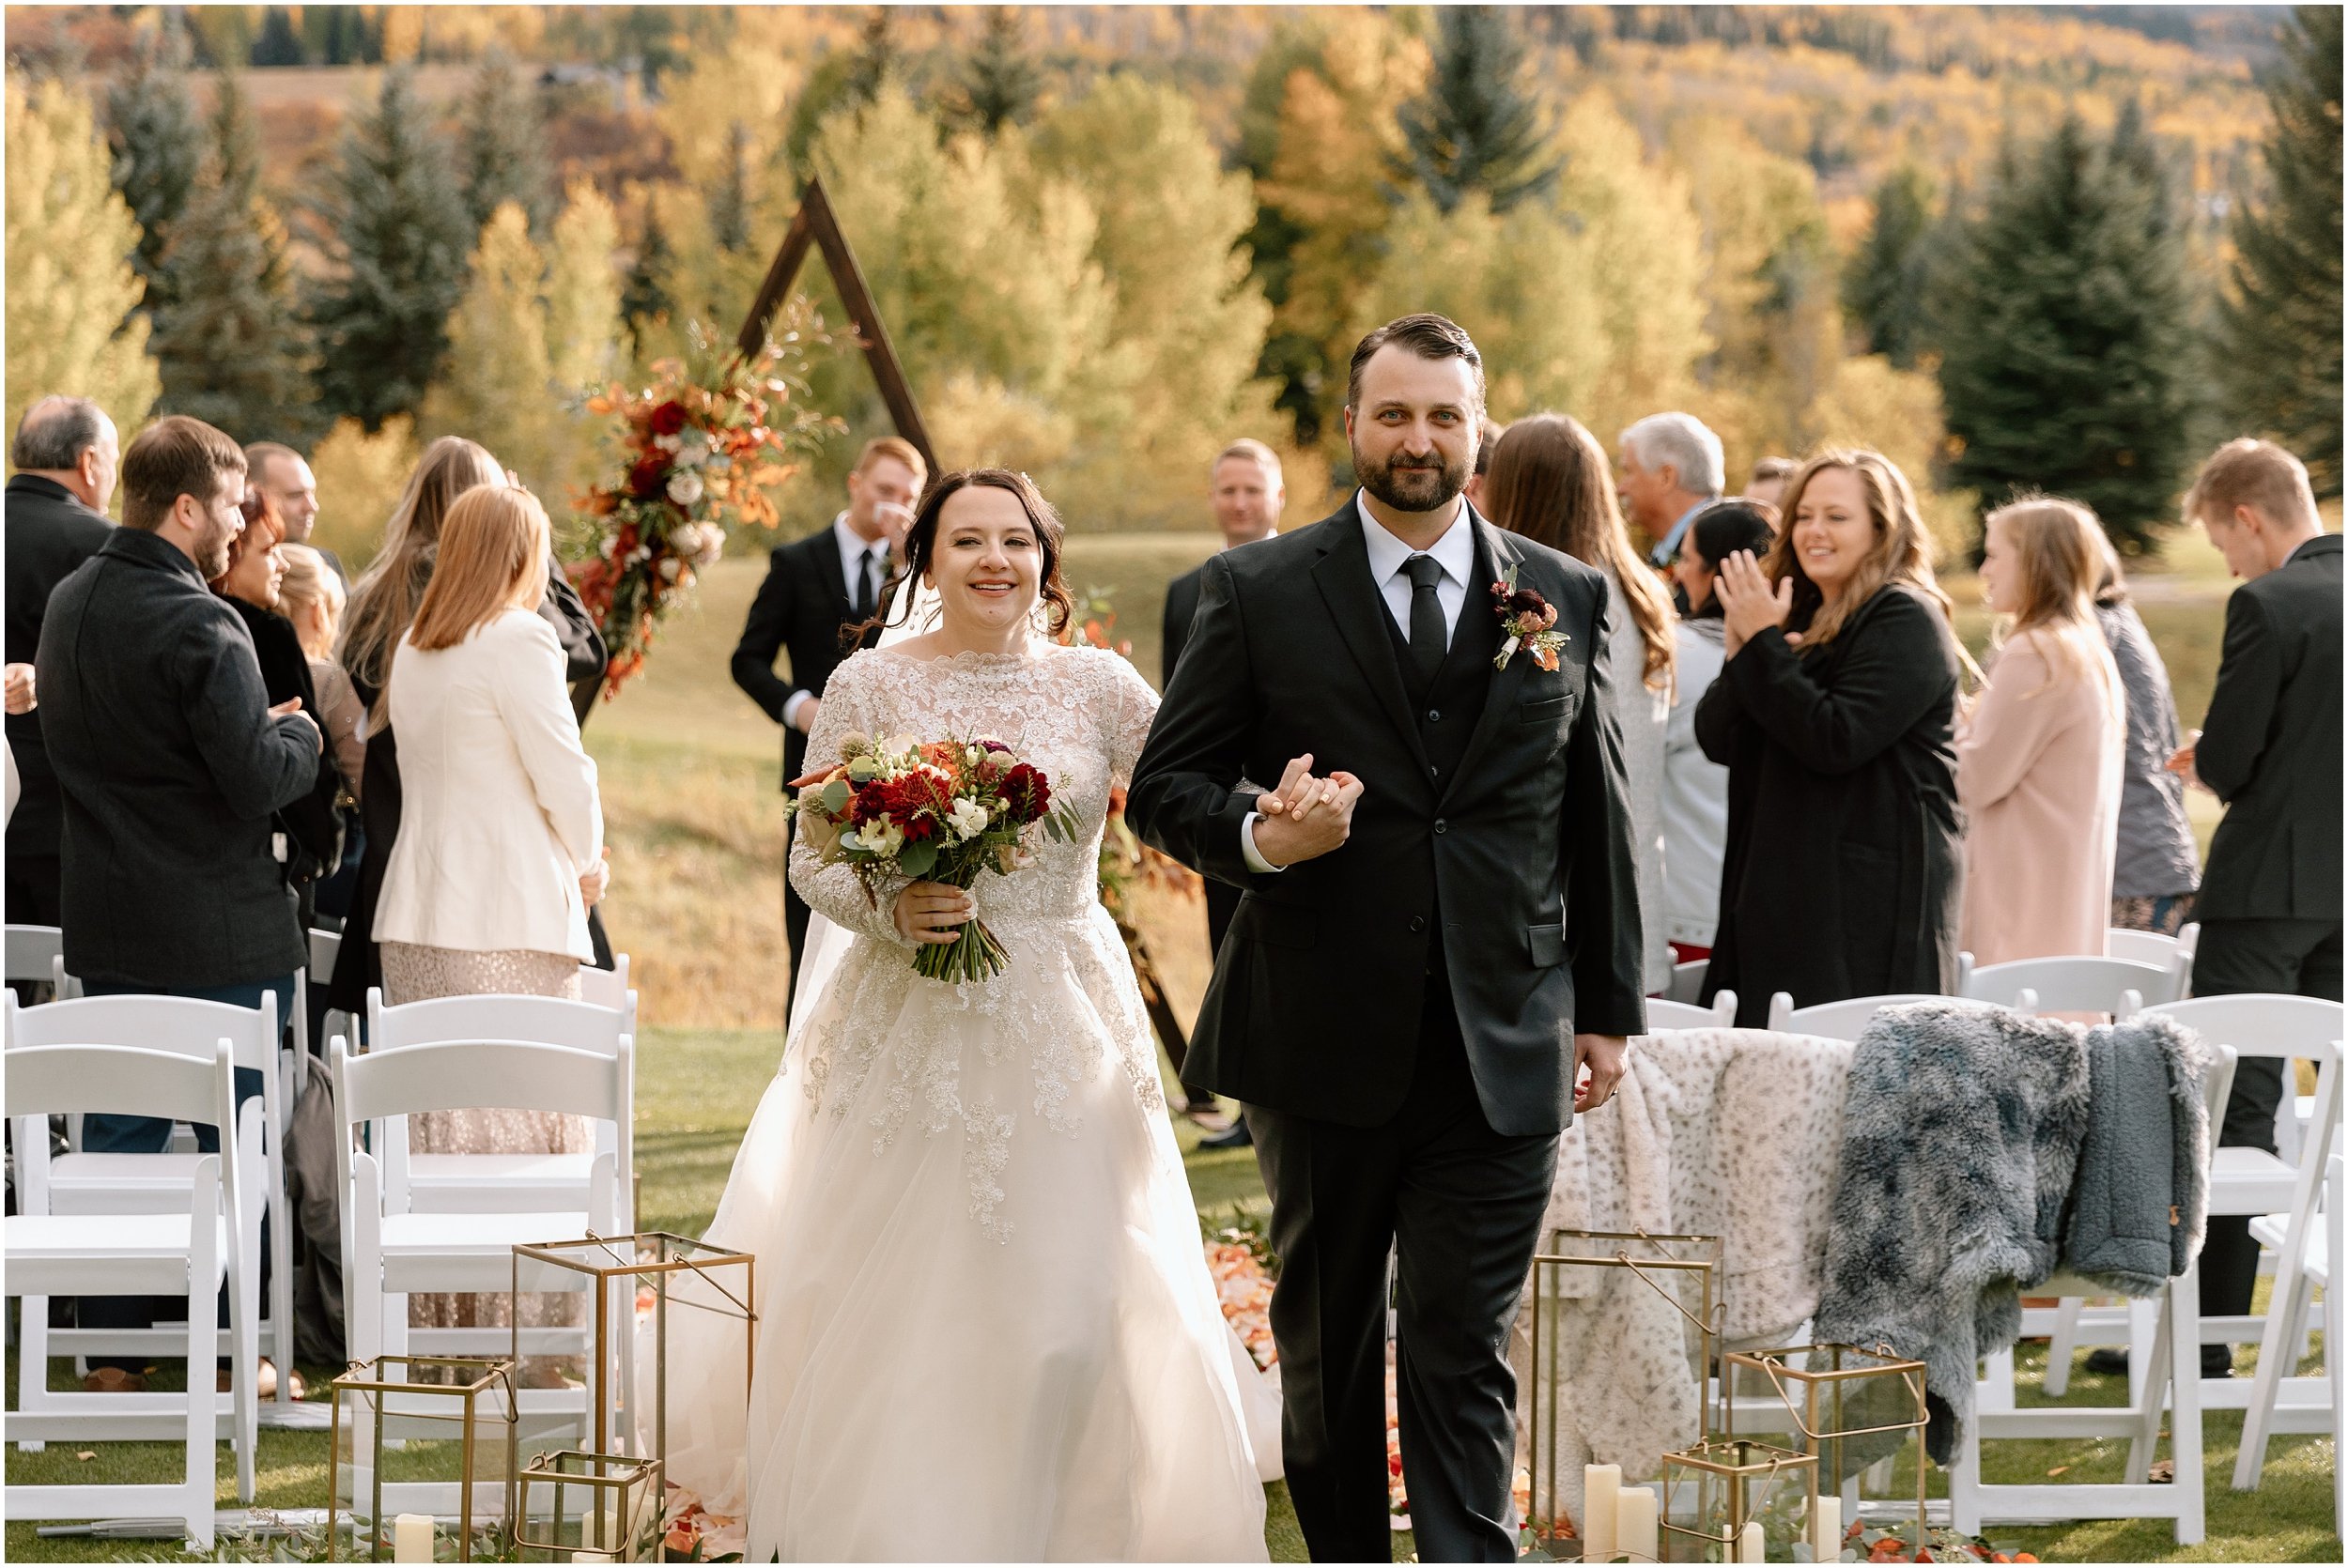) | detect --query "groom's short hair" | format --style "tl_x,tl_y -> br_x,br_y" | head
1348,314 -> 1485,413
